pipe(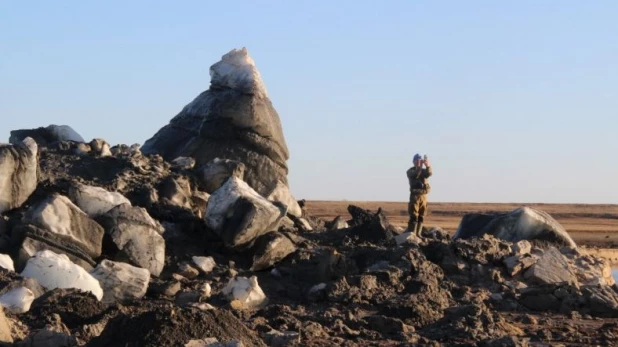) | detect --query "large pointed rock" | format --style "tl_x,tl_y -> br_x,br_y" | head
141,48 -> 301,216
0,138 -> 38,214
205,177 -> 287,249
453,207 -> 576,248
